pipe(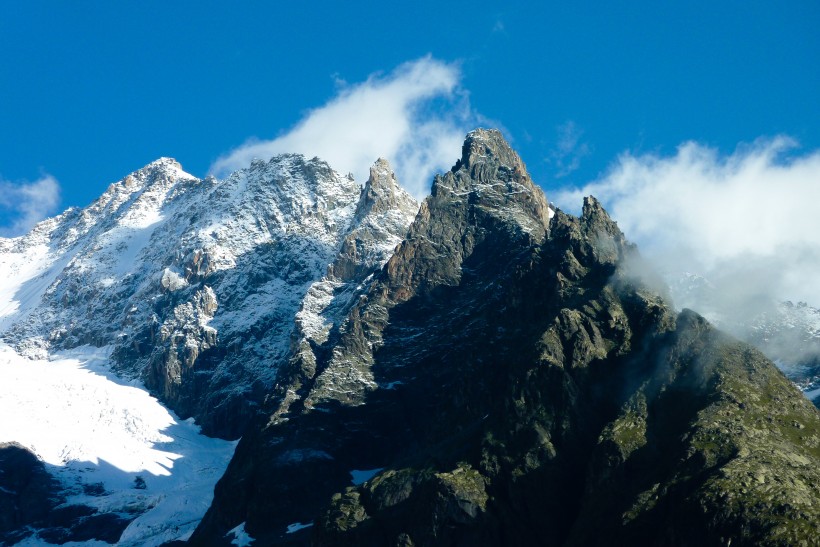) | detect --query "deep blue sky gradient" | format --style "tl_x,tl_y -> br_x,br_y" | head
1,1 -> 817,230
